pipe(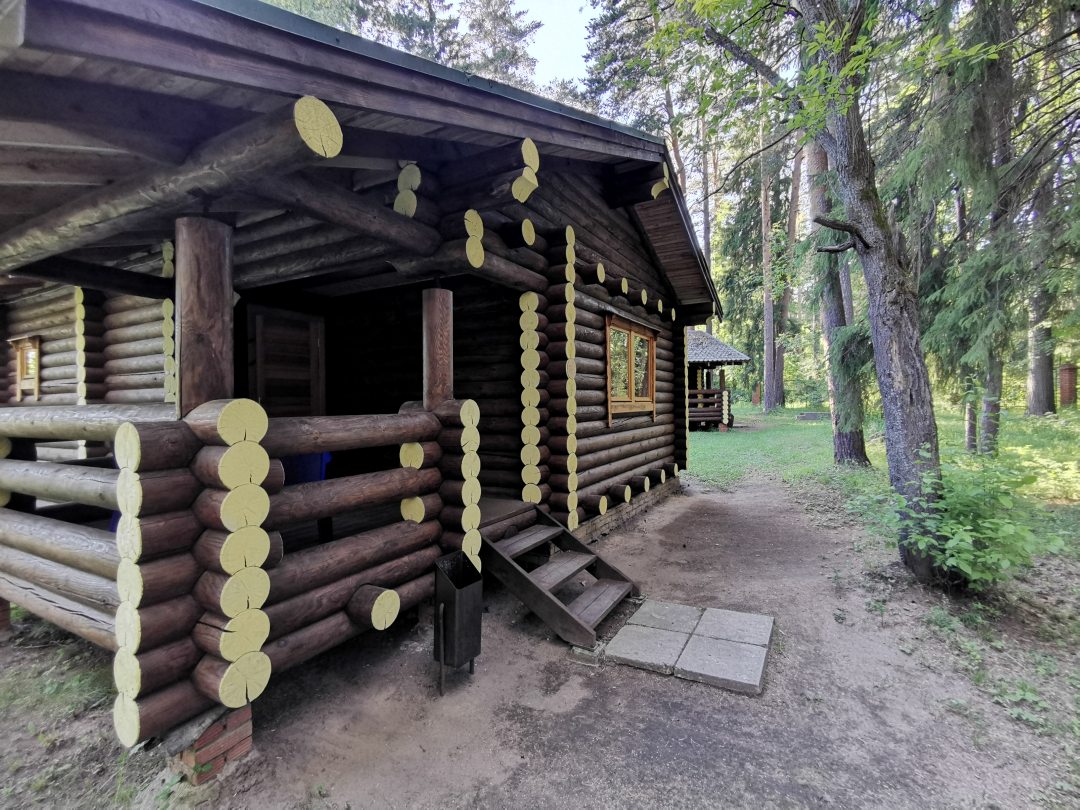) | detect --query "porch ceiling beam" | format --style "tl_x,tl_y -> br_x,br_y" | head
0,95 -> 343,274
250,172 -> 442,257
9,256 -> 173,298
0,69 -> 251,165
